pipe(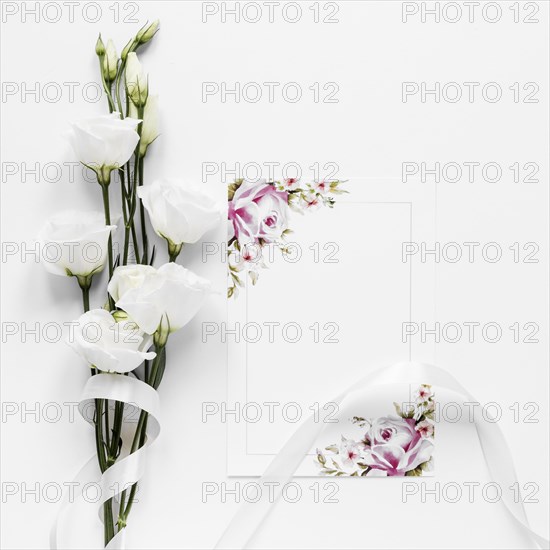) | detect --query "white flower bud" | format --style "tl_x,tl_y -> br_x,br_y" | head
95,34 -> 106,56
139,94 -> 160,156
125,52 -> 148,107
153,314 -> 170,348
137,19 -> 160,44
103,39 -> 118,82
112,310 -> 129,323
121,37 -> 134,62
